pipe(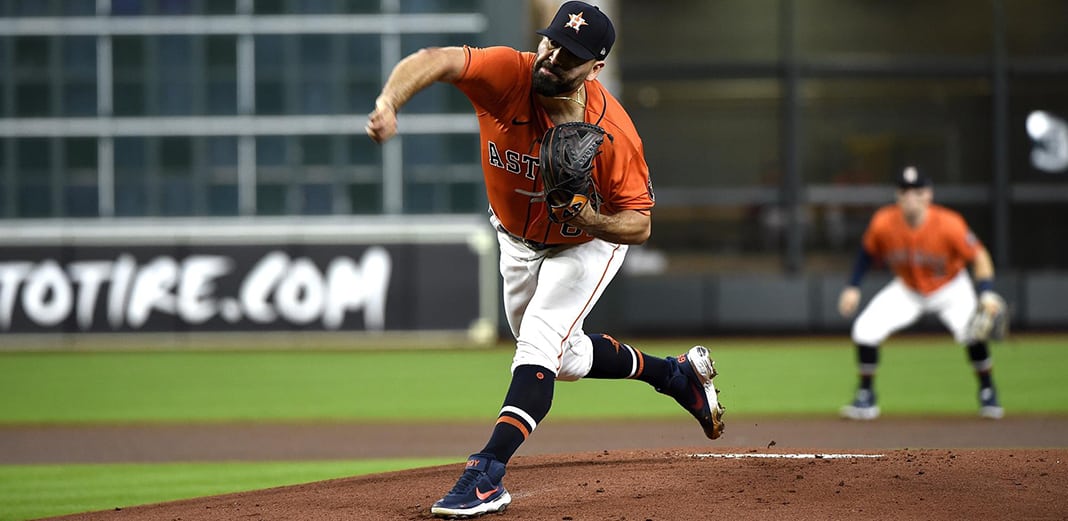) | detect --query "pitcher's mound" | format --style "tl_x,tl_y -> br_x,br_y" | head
51,448 -> 1067,521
